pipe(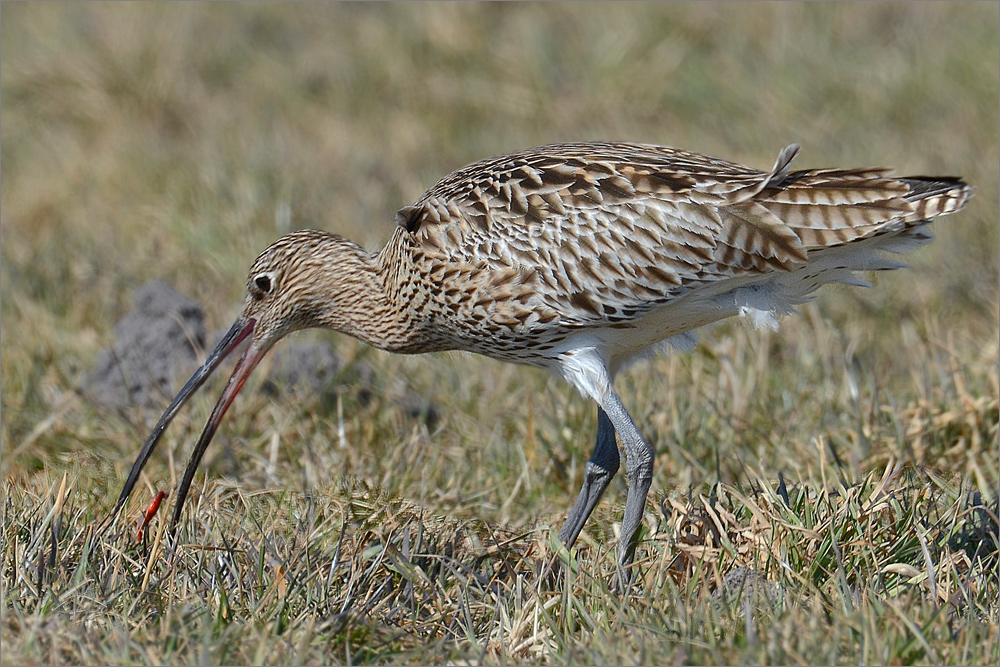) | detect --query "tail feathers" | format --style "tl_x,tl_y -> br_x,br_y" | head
900,175 -> 968,198
750,169 -> 972,256
899,176 -> 975,220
